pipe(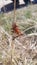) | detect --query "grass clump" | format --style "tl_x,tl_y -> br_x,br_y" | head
25,10 -> 32,19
